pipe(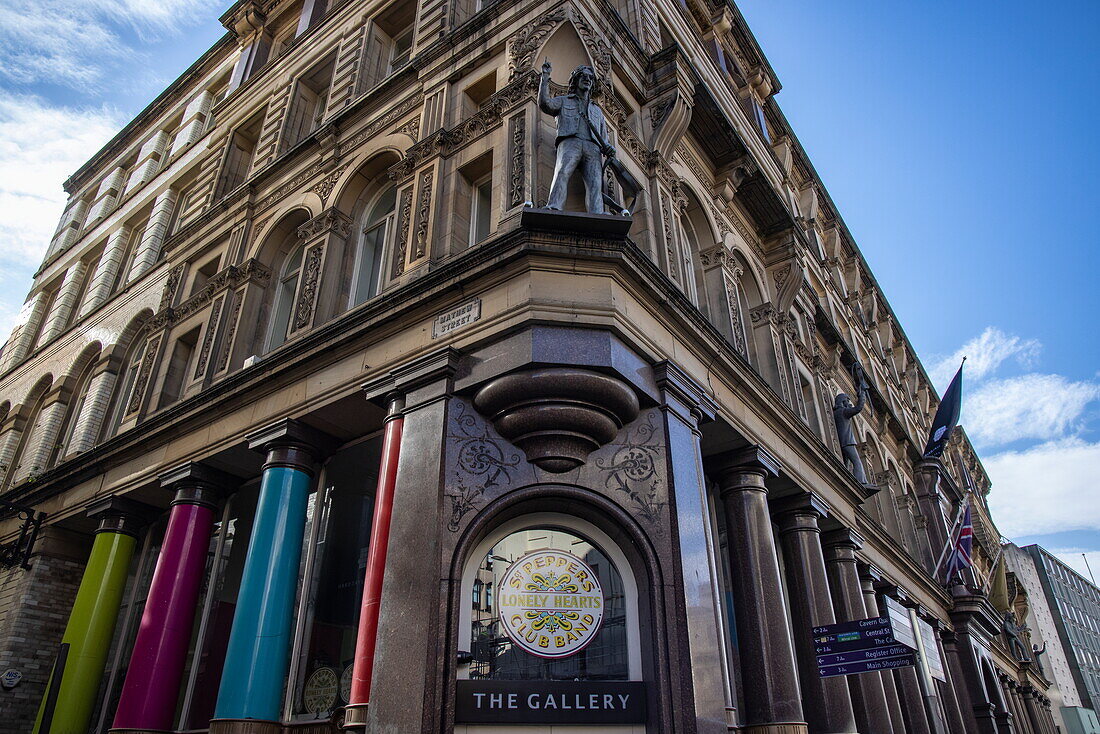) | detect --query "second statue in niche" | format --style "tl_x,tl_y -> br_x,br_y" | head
833,361 -> 871,486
